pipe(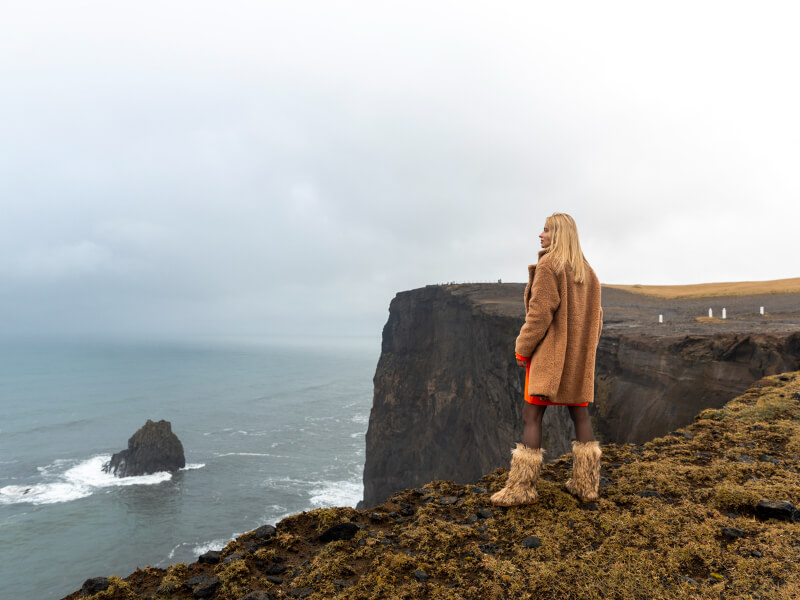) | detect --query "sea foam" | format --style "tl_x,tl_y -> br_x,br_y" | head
0,455 -> 173,506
